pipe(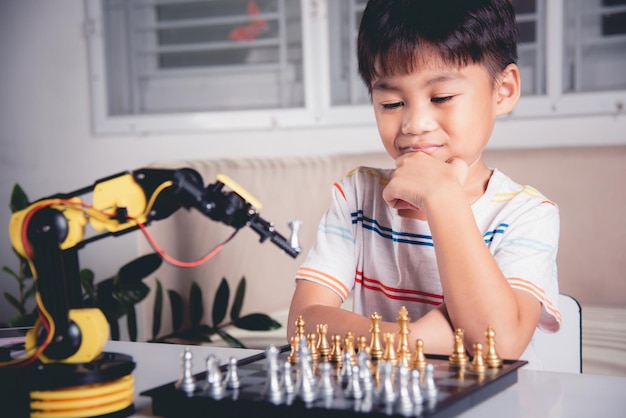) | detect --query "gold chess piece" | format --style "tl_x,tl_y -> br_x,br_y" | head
308,333 -> 320,362
382,332 -> 399,366
396,306 -> 412,366
470,342 -> 487,373
329,334 -> 343,365
294,315 -> 306,341
484,325 -> 503,368
412,338 -> 427,370
344,332 -> 357,366
449,328 -> 469,368
316,323 -> 331,360
288,334 -> 300,364
369,312 -> 384,360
